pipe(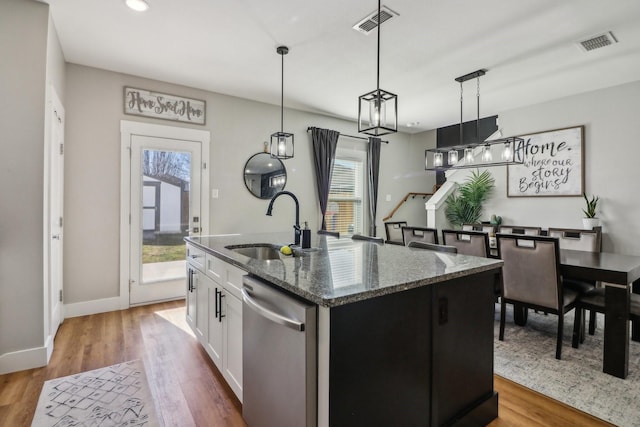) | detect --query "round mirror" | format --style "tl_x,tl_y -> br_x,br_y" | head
243,152 -> 287,199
